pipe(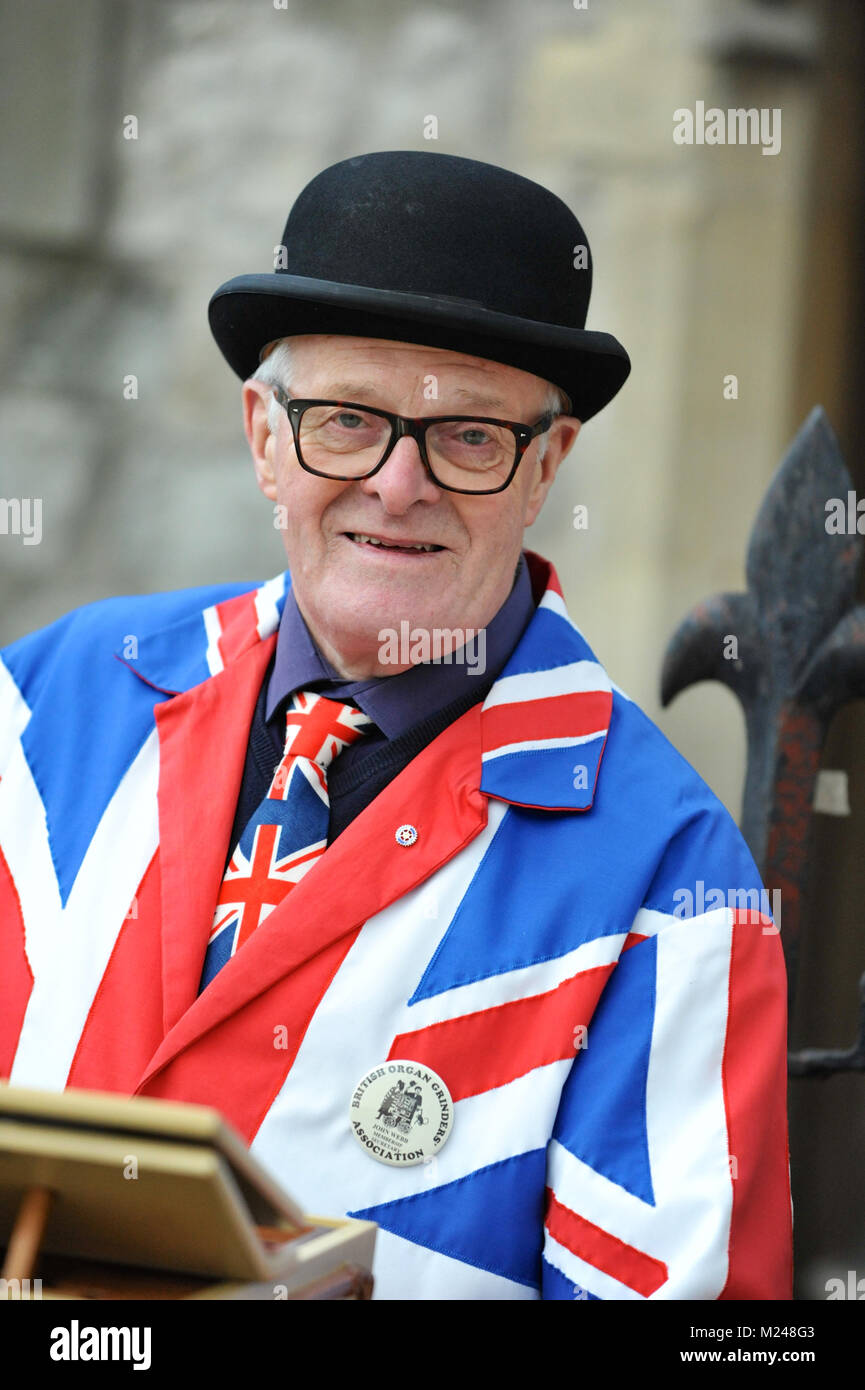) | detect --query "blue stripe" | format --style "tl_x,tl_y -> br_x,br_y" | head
541,1258 -> 601,1300
199,921 -> 236,991
349,1148 -> 547,1289
130,611 -> 212,692
9,604 -> 172,906
496,604 -> 596,677
480,736 -> 605,810
1,612 -> 77,711
642,794 -> 763,919
553,935 -> 657,1205
410,801 -> 648,1004
239,764 -> 327,858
